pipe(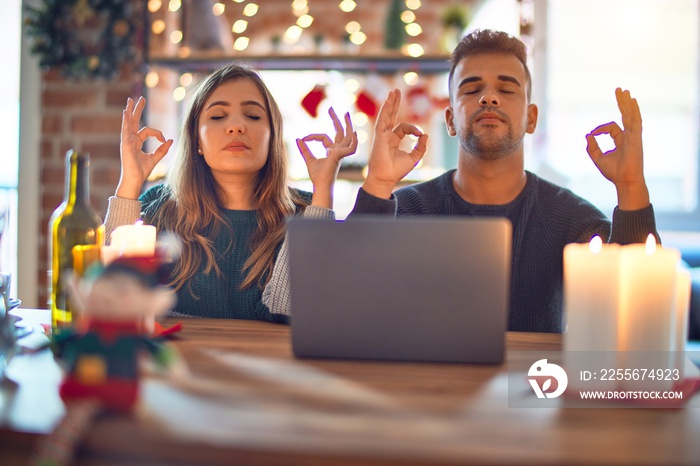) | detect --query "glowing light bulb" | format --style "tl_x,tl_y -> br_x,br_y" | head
406,43 -> 424,57
345,21 -> 361,34
234,37 -> 250,51
406,23 -> 422,36
297,14 -> 314,28
180,73 -> 193,87
170,30 -> 183,44
151,20 -> 166,35
243,3 -> 259,16
173,86 -> 186,101
403,71 -> 419,85
349,31 -> 367,45
283,25 -> 303,44
145,71 -> 160,88
401,11 -> 416,23
344,78 -> 360,93
405,0 -> 421,10
232,20 -> 248,34
212,3 -> 225,16
148,0 -> 162,13
339,0 -> 357,13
